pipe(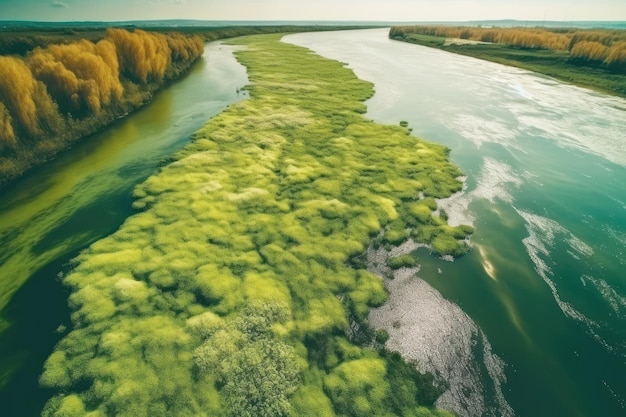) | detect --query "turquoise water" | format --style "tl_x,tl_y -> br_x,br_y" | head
286,29 -> 626,417
0,41 -> 249,416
